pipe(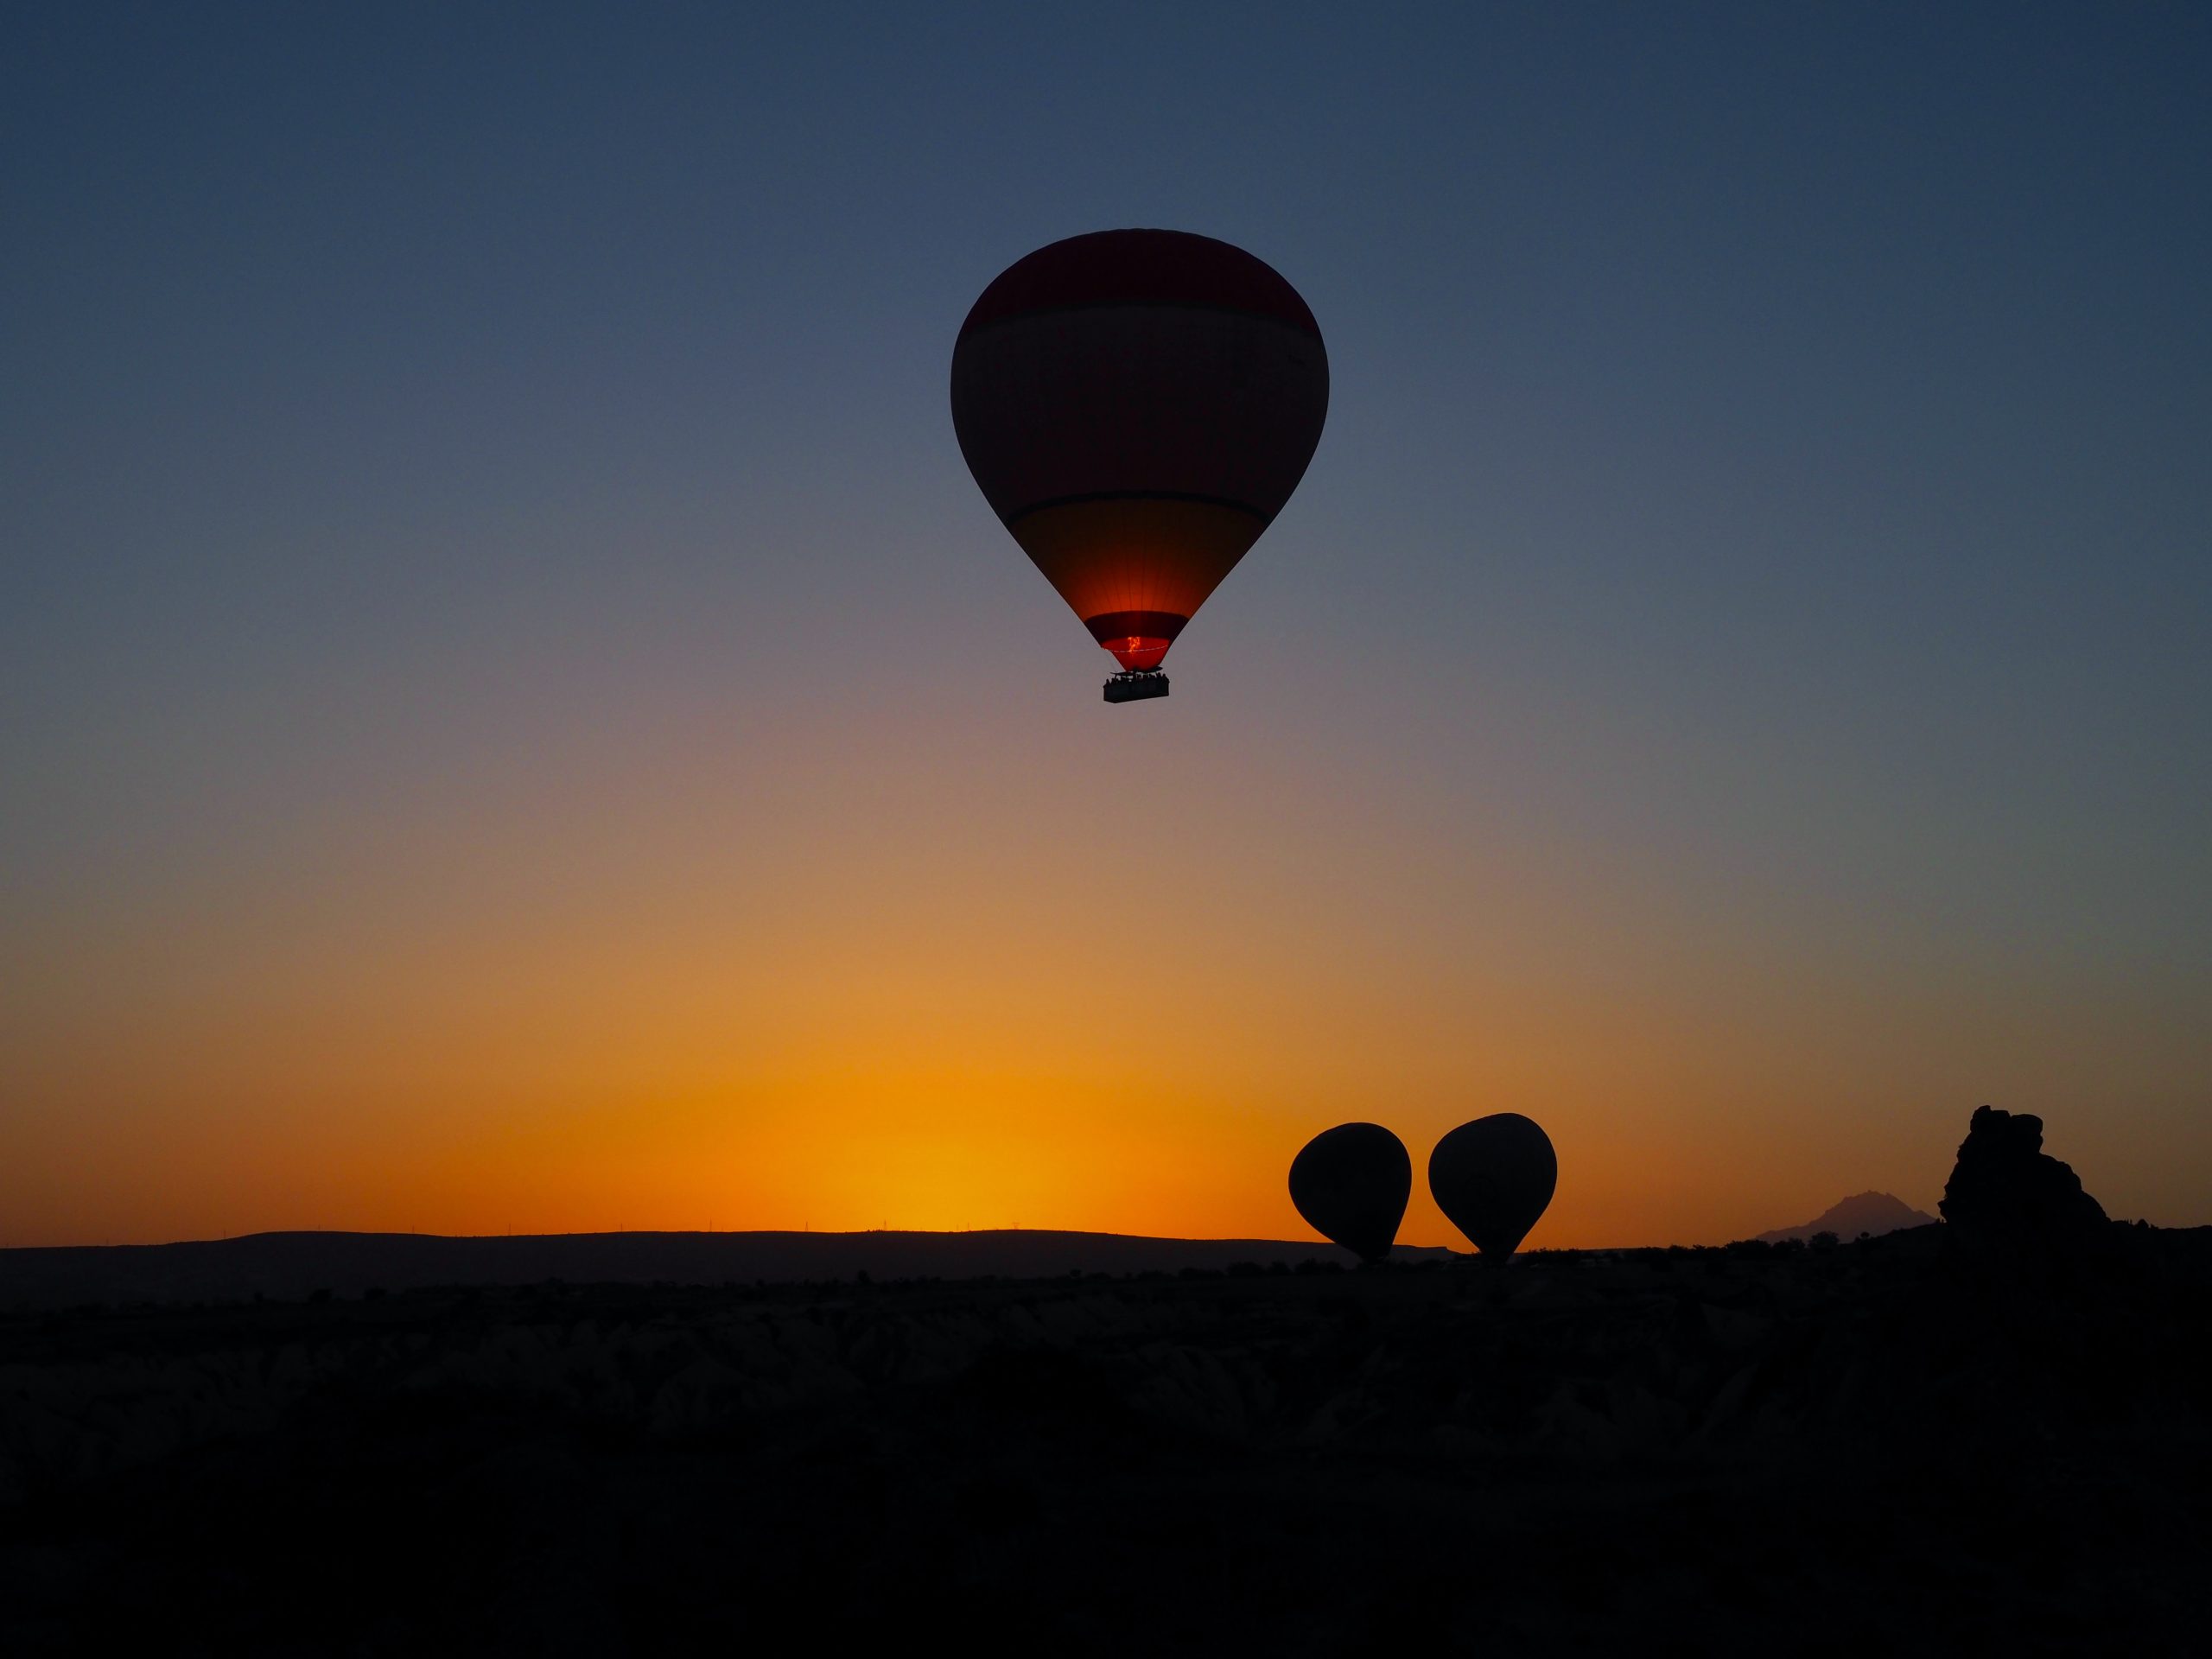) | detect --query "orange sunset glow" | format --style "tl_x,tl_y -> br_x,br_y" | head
9,657 -> 2203,1250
